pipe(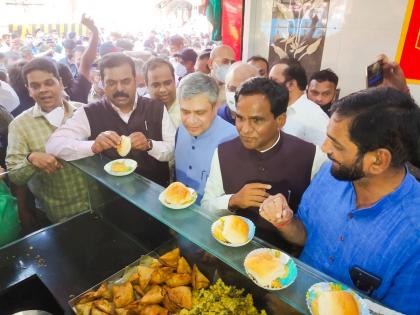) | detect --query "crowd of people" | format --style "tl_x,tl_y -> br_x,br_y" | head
0,15 -> 419,315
